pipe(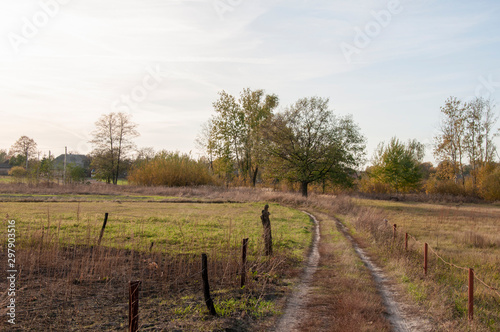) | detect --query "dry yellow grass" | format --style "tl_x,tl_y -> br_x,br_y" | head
343,199 -> 500,331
